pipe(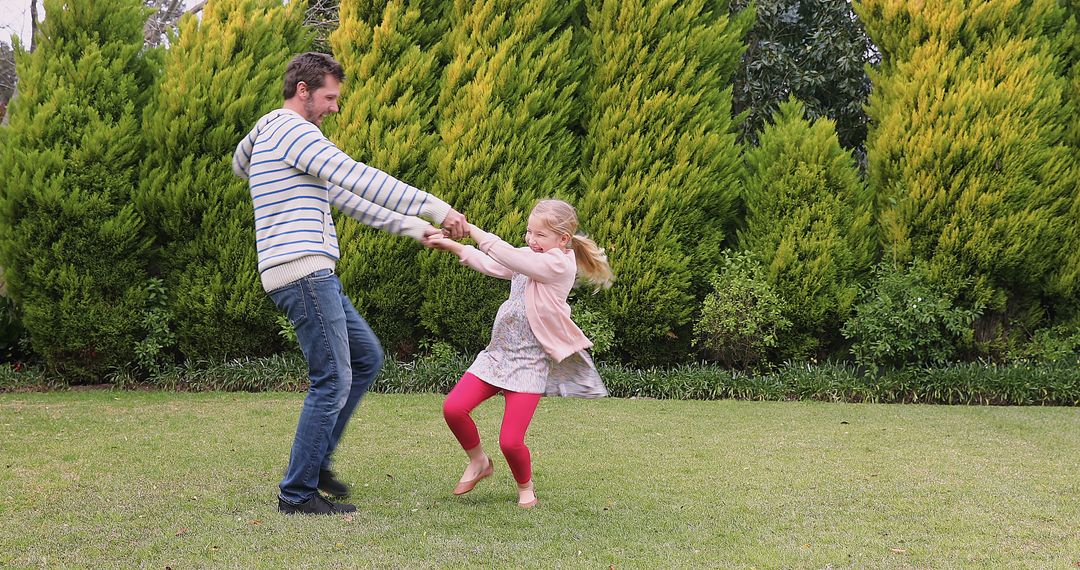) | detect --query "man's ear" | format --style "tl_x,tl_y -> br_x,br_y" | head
295,81 -> 309,98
